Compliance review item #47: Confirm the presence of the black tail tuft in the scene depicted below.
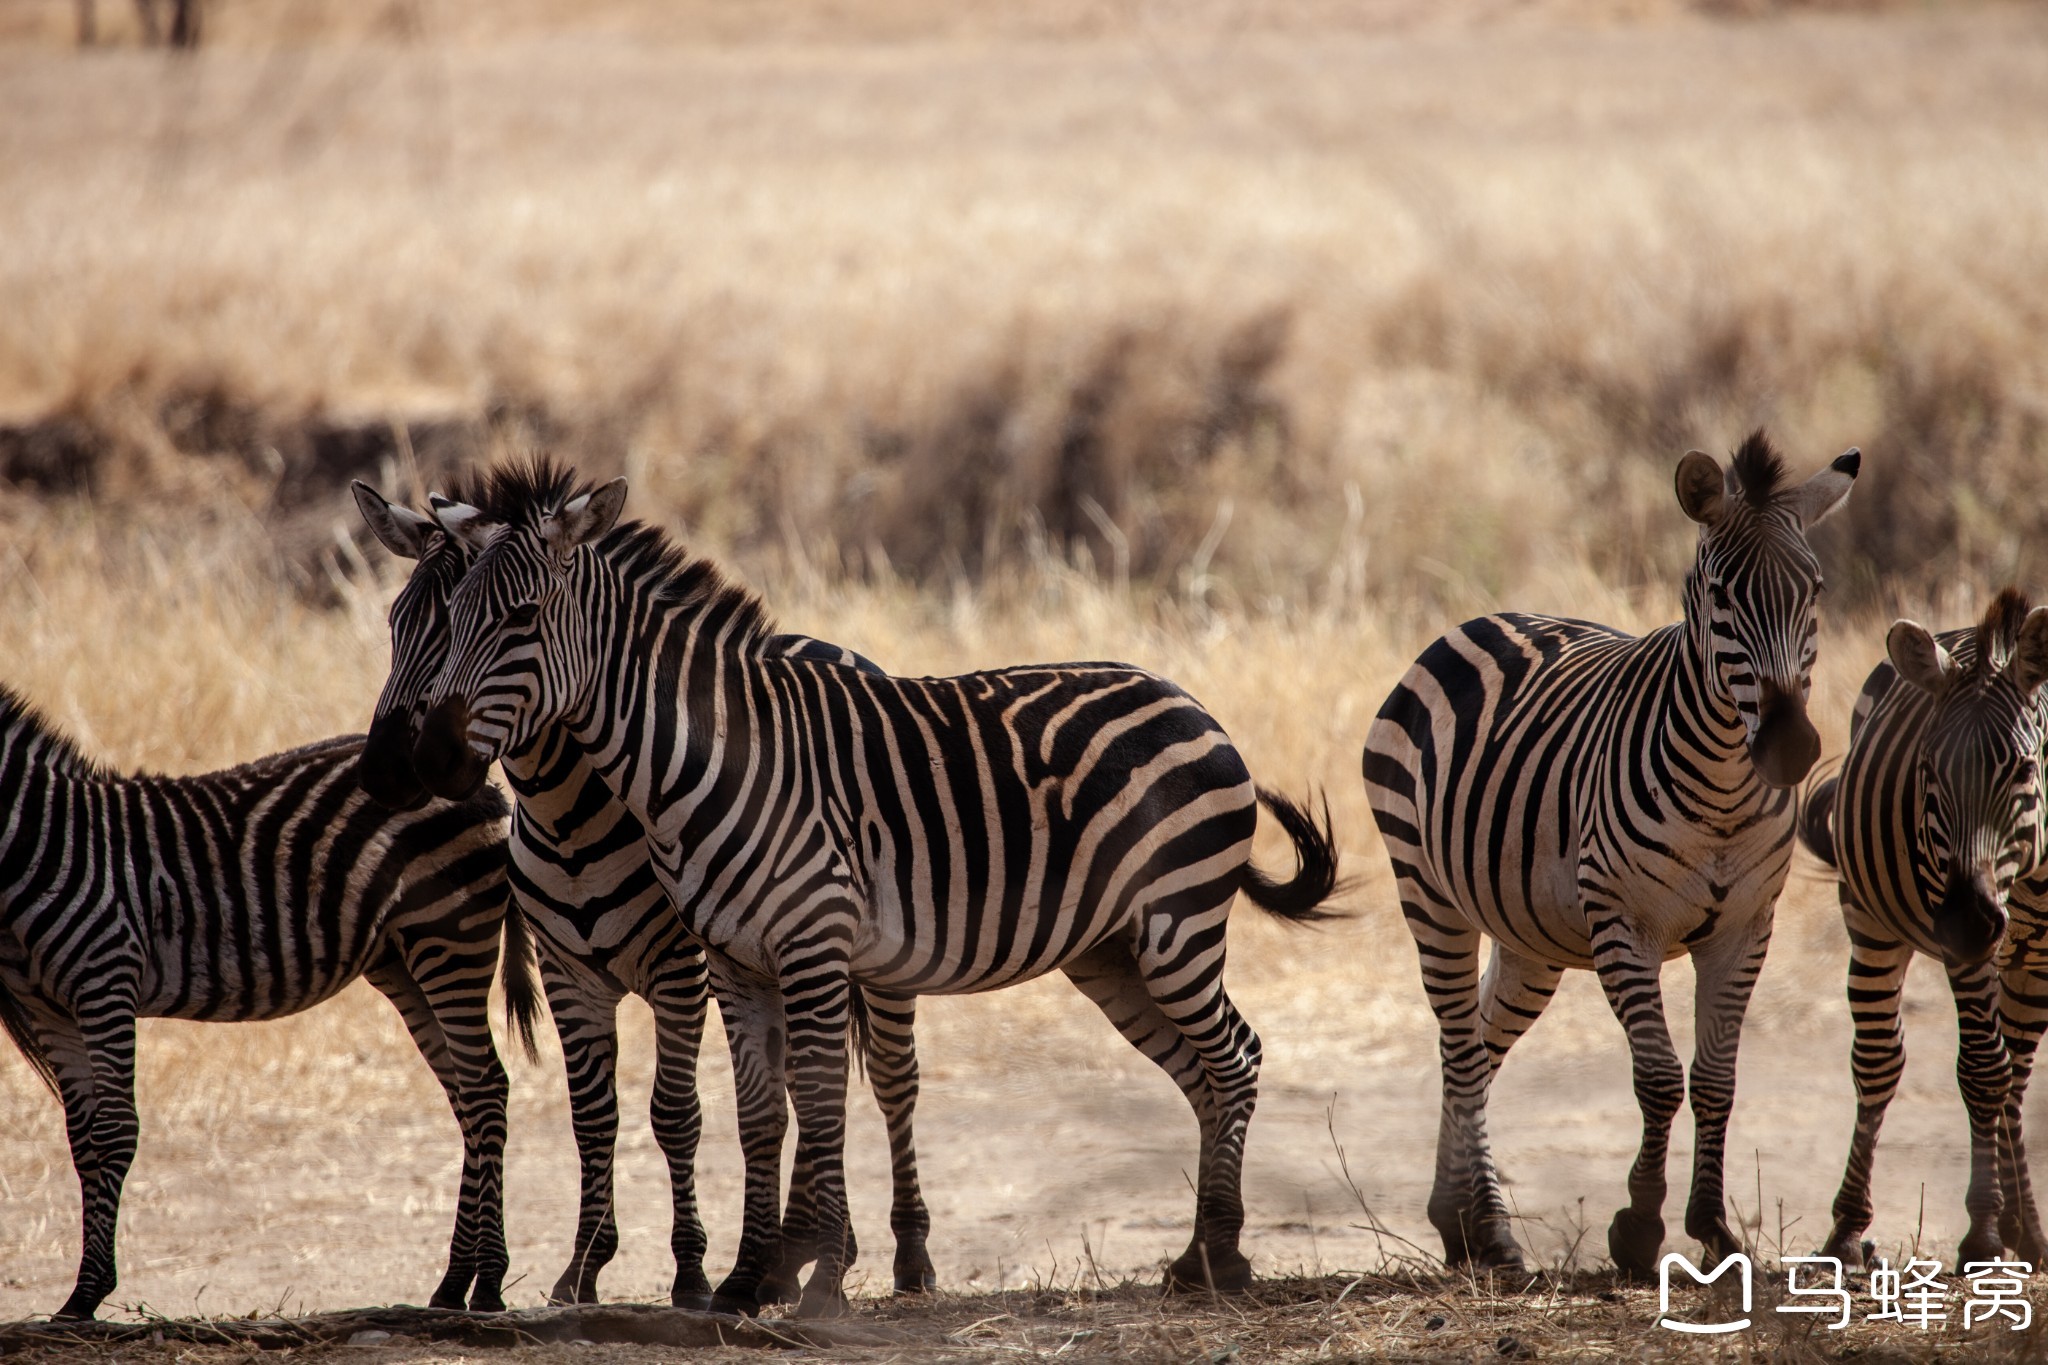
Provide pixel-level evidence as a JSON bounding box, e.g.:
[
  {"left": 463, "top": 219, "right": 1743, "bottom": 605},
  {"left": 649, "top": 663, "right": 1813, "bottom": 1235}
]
[
  {"left": 499, "top": 899, "right": 546, "bottom": 1065},
  {"left": 0, "top": 978, "right": 60, "bottom": 1099},
  {"left": 847, "top": 987, "right": 872, "bottom": 1084},
  {"left": 1799, "top": 775, "right": 1841, "bottom": 870},
  {"left": 1241, "top": 787, "right": 1349, "bottom": 923}
]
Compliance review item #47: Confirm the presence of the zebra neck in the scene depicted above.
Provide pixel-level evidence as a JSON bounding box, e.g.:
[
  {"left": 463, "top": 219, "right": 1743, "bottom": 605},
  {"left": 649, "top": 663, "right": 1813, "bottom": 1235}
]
[
  {"left": 1661, "top": 619, "right": 1767, "bottom": 789},
  {"left": 0, "top": 708, "right": 95, "bottom": 911}
]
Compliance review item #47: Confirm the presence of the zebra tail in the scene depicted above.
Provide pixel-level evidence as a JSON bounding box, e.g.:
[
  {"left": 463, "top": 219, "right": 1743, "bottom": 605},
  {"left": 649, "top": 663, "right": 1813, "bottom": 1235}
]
[
  {"left": 0, "top": 977, "right": 60, "bottom": 1099},
  {"left": 498, "top": 900, "right": 546, "bottom": 1065},
  {"left": 1241, "top": 786, "right": 1349, "bottom": 923},
  {"left": 846, "top": 987, "right": 872, "bottom": 1084},
  {"left": 1798, "top": 775, "right": 1842, "bottom": 870}
]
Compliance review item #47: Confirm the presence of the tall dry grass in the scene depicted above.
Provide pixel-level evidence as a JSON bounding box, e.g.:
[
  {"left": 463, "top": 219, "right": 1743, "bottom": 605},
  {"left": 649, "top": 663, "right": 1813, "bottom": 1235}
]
[{"left": 0, "top": 4, "right": 2043, "bottom": 614}]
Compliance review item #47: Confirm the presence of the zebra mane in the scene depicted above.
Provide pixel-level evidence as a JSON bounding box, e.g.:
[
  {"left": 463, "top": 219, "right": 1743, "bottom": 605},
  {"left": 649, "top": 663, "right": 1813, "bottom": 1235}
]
[
  {"left": 0, "top": 685, "right": 108, "bottom": 779},
  {"left": 1729, "top": 429, "right": 1786, "bottom": 510},
  {"left": 1974, "top": 586, "right": 2034, "bottom": 679},
  {"left": 454, "top": 454, "right": 591, "bottom": 529},
  {"left": 599, "top": 518, "right": 778, "bottom": 649}
]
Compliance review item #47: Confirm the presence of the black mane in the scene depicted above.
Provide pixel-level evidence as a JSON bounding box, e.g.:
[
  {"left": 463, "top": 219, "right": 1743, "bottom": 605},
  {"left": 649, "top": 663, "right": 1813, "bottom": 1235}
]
[
  {"left": 1975, "top": 585, "right": 2033, "bottom": 679},
  {"left": 454, "top": 457, "right": 777, "bottom": 651},
  {"left": 1729, "top": 429, "right": 1787, "bottom": 510},
  {"left": 0, "top": 684, "right": 108, "bottom": 779}
]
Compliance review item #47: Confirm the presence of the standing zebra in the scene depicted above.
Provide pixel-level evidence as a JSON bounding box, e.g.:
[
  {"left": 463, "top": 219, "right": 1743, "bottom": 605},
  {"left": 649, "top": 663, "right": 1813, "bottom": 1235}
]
[
  {"left": 0, "top": 693, "right": 533, "bottom": 1320},
  {"left": 1798, "top": 589, "right": 2048, "bottom": 1268},
  {"left": 1363, "top": 432, "right": 1859, "bottom": 1277},
  {"left": 351, "top": 479, "right": 937, "bottom": 1311},
  {"left": 401, "top": 460, "right": 1342, "bottom": 1316}
]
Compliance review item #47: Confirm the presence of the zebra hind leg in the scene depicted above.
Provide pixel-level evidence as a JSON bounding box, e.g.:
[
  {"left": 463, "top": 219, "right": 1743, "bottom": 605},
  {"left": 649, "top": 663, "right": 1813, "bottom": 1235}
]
[
  {"left": 1060, "top": 938, "right": 1242, "bottom": 1292},
  {"left": 369, "top": 943, "right": 512, "bottom": 1312},
  {"left": 705, "top": 968, "right": 793, "bottom": 1315},
  {"left": 1586, "top": 912, "right": 1685, "bottom": 1280},
  {"left": 1820, "top": 913, "right": 1913, "bottom": 1268},
  {"left": 859, "top": 990, "right": 937, "bottom": 1294},
  {"left": 1405, "top": 895, "right": 1525, "bottom": 1272},
  {"left": 538, "top": 951, "right": 626, "bottom": 1305}
]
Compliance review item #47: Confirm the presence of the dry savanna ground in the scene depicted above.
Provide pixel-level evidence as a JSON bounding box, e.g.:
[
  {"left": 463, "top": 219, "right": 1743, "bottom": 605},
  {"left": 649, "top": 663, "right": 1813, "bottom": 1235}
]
[{"left": 4, "top": 1, "right": 2048, "bottom": 1360}]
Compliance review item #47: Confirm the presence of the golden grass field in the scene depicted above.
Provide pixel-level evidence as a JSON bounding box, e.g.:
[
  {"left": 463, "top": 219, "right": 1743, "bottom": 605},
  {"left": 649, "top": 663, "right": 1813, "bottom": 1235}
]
[{"left": 4, "top": 0, "right": 2048, "bottom": 1359}]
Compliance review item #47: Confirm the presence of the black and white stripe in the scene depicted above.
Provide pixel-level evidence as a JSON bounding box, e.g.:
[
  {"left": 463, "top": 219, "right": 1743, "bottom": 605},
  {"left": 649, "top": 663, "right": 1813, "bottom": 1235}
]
[
  {"left": 352, "top": 481, "right": 937, "bottom": 1309},
  {"left": 1363, "top": 432, "right": 1859, "bottom": 1276},
  {"left": 1799, "top": 588, "right": 2048, "bottom": 1268},
  {"left": 0, "top": 690, "right": 531, "bottom": 1320},
  {"left": 400, "top": 460, "right": 1343, "bottom": 1316}
]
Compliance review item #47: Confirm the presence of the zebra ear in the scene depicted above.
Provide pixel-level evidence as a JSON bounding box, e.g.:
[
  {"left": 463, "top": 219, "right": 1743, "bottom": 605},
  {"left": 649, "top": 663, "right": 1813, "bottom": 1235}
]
[
  {"left": 2010, "top": 607, "right": 2048, "bottom": 698},
  {"left": 428, "top": 494, "right": 492, "bottom": 553},
  {"left": 541, "top": 477, "right": 628, "bottom": 560},
  {"left": 1888, "top": 619, "right": 1957, "bottom": 697},
  {"left": 1793, "top": 448, "right": 1861, "bottom": 529},
  {"left": 352, "top": 481, "right": 436, "bottom": 560},
  {"left": 1675, "top": 451, "right": 1726, "bottom": 525}
]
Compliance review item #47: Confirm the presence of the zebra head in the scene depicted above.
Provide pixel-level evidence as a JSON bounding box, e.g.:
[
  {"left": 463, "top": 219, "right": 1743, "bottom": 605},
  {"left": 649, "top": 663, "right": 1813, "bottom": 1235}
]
[
  {"left": 1676, "top": 431, "right": 1859, "bottom": 789},
  {"left": 1889, "top": 591, "right": 2048, "bottom": 967},
  {"left": 350, "top": 480, "right": 480, "bottom": 809},
  {"left": 412, "top": 467, "right": 629, "bottom": 801}
]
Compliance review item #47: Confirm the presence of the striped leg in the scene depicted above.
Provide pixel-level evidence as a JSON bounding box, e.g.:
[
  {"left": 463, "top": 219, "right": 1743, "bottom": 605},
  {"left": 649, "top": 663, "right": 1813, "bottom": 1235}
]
[
  {"left": 1060, "top": 937, "right": 1240, "bottom": 1290},
  {"left": 1680, "top": 912, "right": 1772, "bottom": 1262},
  {"left": 536, "top": 947, "right": 629, "bottom": 1305},
  {"left": 1997, "top": 947, "right": 2048, "bottom": 1262},
  {"left": 776, "top": 928, "right": 860, "bottom": 1318},
  {"left": 1820, "top": 906, "right": 1913, "bottom": 1267},
  {"left": 644, "top": 953, "right": 715, "bottom": 1306},
  {"left": 1587, "top": 910, "right": 1686, "bottom": 1279},
  {"left": 706, "top": 965, "right": 792, "bottom": 1315},
  {"left": 35, "top": 1003, "right": 137, "bottom": 1322},
  {"left": 367, "top": 944, "right": 512, "bottom": 1312},
  {"left": 1947, "top": 956, "right": 2013, "bottom": 1267},
  {"left": 862, "top": 991, "right": 936, "bottom": 1293},
  {"left": 1404, "top": 890, "right": 1527, "bottom": 1270}
]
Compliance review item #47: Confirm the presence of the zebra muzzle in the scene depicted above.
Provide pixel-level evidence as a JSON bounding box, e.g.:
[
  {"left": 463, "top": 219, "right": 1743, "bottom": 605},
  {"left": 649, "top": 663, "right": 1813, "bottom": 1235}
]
[
  {"left": 1748, "top": 683, "right": 1821, "bottom": 788},
  {"left": 356, "top": 709, "right": 430, "bottom": 810},
  {"left": 1933, "top": 867, "right": 2008, "bottom": 967},
  {"left": 414, "top": 696, "right": 491, "bottom": 801}
]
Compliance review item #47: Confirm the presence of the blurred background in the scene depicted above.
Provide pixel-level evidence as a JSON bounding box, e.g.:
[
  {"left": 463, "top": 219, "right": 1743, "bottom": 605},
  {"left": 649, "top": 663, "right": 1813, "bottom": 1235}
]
[{"left": 2, "top": 0, "right": 2045, "bottom": 1323}]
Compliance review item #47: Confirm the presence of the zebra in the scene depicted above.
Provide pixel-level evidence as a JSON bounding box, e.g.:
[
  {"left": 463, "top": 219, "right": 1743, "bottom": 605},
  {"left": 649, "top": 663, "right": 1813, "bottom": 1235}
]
[
  {"left": 1362, "top": 431, "right": 1859, "bottom": 1277},
  {"left": 1798, "top": 588, "right": 2048, "bottom": 1269},
  {"left": 397, "top": 458, "right": 1343, "bottom": 1316},
  {"left": 351, "top": 479, "right": 937, "bottom": 1311},
  {"left": 0, "top": 691, "right": 534, "bottom": 1320}
]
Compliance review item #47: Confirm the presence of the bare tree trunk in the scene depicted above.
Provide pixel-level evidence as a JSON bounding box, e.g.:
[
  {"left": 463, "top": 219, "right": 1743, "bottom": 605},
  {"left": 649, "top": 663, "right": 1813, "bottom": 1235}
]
[{"left": 76, "top": 0, "right": 96, "bottom": 45}]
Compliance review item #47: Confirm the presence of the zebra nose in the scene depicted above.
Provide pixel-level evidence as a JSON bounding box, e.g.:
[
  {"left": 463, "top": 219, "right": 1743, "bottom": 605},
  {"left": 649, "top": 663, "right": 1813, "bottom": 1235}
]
[
  {"left": 1934, "top": 867, "right": 2007, "bottom": 967},
  {"left": 356, "top": 710, "right": 428, "bottom": 810},
  {"left": 1748, "top": 679, "right": 1821, "bottom": 788},
  {"left": 414, "top": 696, "right": 489, "bottom": 801}
]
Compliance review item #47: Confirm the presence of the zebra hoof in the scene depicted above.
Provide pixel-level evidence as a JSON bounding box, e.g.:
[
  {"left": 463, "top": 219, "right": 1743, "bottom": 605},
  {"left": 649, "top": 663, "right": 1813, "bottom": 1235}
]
[
  {"left": 1817, "top": 1231, "right": 1867, "bottom": 1271},
  {"left": 1959, "top": 1228, "right": 2006, "bottom": 1269},
  {"left": 706, "top": 1292, "right": 762, "bottom": 1318},
  {"left": 893, "top": 1263, "right": 938, "bottom": 1295},
  {"left": 467, "top": 1287, "right": 507, "bottom": 1313},
  {"left": 1465, "top": 1228, "right": 1529, "bottom": 1276},
  {"left": 671, "top": 1292, "right": 718, "bottom": 1313},
  {"left": 1607, "top": 1208, "right": 1665, "bottom": 1280},
  {"left": 795, "top": 1283, "right": 851, "bottom": 1319},
  {"left": 1164, "top": 1247, "right": 1254, "bottom": 1295}
]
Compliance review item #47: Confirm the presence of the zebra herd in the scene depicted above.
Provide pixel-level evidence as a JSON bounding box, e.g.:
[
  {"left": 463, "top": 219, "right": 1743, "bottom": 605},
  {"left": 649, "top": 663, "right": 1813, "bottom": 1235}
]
[{"left": 5, "top": 431, "right": 2047, "bottom": 1322}]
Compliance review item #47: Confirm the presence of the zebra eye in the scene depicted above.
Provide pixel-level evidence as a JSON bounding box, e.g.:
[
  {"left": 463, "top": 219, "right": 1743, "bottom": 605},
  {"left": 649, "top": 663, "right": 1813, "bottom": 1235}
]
[{"left": 505, "top": 602, "right": 542, "bottom": 630}]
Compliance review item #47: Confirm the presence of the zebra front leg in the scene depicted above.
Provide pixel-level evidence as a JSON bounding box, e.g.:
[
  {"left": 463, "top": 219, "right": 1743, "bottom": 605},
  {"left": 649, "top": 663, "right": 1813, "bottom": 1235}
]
[
  {"left": 1996, "top": 951, "right": 2048, "bottom": 1262},
  {"left": 779, "top": 955, "right": 858, "bottom": 1318},
  {"left": 858, "top": 990, "right": 936, "bottom": 1294},
  {"left": 1820, "top": 910, "right": 1912, "bottom": 1268},
  {"left": 1680, "top": 913, "right": 1773, "bottom": 1265},
  {"left": 537, "top": 951, "right": 626, "bottom": 1305},
  {"left": 1948, "top": 957, "right": 2014, "bottom": 1267},
  {"left": 704, "top": 963, "right": 791, "bottom": 1315},
  {"left": 34, "top": 1010, "right": 121, "bottom": 1321},
  {"left": 1588, "top": 916, "right": 1685, "bottom": 1279},
  {"left": 644, "top": 952, "right": 714, "bottom": 1307}
]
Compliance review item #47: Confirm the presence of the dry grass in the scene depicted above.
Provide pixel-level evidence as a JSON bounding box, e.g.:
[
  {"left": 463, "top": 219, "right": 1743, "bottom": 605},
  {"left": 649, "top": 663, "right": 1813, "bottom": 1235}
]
[{"left": 5, "top": 4, "right": 2048, "bottom": 1360}]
